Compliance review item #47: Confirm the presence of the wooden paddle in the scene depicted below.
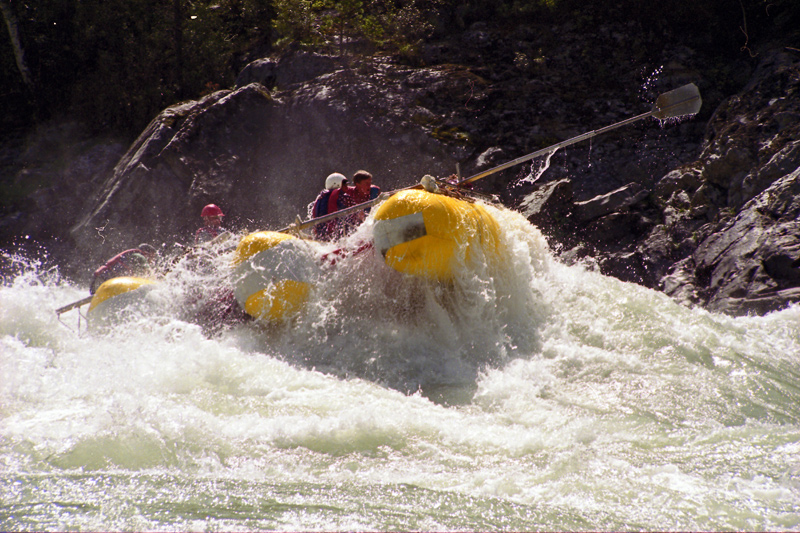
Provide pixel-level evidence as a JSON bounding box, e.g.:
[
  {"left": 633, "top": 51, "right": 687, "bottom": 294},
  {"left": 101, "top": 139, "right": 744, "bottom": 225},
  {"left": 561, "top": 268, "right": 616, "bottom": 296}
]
[
  {"left": 455, "top": 83, "right": 702, "bottom": 186},
  {"left": 279, "top": 84, "right": 701, "bottom": 234},
  {"left": 56, "top": 295, "right": 94, "bottom": 315},
  {"left": 279, "top": 186, "right": 420, "bottom": 235}
]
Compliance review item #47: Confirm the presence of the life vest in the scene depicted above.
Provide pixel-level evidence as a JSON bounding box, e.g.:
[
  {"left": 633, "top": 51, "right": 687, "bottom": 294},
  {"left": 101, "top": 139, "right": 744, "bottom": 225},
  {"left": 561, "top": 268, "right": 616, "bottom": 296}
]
[
  {"left": 313, "top": 187, "right": 361, "bottom": 241},
  {"left": 351, "top": 185, "right": 381, "bottom": 210},
  {"left": 195, "top": 225, "right": 222, "bottom": 245},
  {"left": 312, "top": 189, "right": 338, "bottom": 241},
  {"left": 312, "top": 189, "right": 333, "bottom": 218},
  {"left": 327, "top": 187, "right": 353, "bottom": 213},
  {"left": 91, "top": 249, "right": 150, "bottom": 293}
]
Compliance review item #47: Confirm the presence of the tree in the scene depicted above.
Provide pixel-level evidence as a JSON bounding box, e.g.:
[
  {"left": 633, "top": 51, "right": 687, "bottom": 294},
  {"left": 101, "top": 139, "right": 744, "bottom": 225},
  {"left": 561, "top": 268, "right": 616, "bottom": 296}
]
[{"left": 0, "top": 0, "right": 34, "bottom": 90}]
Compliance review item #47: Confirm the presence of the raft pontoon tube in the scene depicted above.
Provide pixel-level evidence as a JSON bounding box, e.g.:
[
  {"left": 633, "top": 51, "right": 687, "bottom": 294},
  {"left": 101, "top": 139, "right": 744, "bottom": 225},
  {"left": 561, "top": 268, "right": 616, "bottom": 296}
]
[
  {"left": 231, "top": 231, "right": 321, "bottom": 322},
  {"left": 372, "top": 189, "right": 502, "bottom": 282},
  {"left": 87, "top": 276, "right": 158, "bottom": 327}
]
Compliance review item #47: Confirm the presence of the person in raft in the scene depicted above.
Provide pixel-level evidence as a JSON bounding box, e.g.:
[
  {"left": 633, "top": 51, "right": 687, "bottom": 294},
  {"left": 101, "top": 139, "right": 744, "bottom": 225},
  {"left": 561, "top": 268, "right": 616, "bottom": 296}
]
[
  {"left": 194, "top": 203, "right": 226, "bottom": 245},
  {"left": 90, "top": 244, "right": 156, "bottom": 294},
  {"left": 311, "top": 172, "right": 360, "bottom": 241},
  {"left": 350, "top": 170, "right": 381, "bottom": 214}
]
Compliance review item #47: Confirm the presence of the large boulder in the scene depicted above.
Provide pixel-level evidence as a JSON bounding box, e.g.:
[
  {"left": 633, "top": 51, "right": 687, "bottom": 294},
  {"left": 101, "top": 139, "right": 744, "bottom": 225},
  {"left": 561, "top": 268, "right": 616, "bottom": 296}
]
[
  {"left": 525, "top": 47, "right": 800, "bottom": 315},
  {"left": 69, "top": 55, "right": 486, "bottom": 276},
  {"left": 670, "top": 167, "right": 800, "bottom": 315},
  {"left": 655, "top": 48, "right": 800, "bottom": 314}
]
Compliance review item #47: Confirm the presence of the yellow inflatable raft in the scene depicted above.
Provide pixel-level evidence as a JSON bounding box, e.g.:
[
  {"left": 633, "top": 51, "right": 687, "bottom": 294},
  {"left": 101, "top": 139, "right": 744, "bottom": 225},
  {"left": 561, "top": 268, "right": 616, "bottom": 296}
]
[
  {"left": 87, "top": 276, "right": 158, "bottom": 328},
  {"left": 372, "top": 189, "right": 502, "bottom": 281},
  {"left": 231, "top": 231, "right": 322, "bottom": 322}
]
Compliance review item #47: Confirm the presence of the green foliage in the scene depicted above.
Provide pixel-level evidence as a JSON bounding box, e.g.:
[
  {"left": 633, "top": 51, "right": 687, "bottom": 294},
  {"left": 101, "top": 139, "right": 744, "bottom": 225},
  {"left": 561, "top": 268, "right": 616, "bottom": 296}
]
[
  {"left": 1, "top": 0, "right": 797, "bottom": 139},
  {"left": 1, "top": 0, "right": 274, "bottom": 135},
  {"left": 432, "top": 125, "right": 470, "bottom": 143},
  {"left": 271, "top": 0, "right": 446, "bottom": 54}
]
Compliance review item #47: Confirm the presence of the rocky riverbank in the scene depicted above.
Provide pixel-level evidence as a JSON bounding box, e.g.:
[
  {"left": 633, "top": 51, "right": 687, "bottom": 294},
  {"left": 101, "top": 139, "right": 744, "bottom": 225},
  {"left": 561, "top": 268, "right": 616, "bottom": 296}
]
[{"left": 2, "top": 18, "right": 798, "bottom": 316}]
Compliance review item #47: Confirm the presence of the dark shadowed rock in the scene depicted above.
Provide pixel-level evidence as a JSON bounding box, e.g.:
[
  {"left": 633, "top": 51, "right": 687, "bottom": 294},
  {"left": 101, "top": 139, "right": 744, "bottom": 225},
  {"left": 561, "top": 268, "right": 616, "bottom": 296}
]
[
  {"left": 519, "top": 178, "right": 573, "bottom": 232},
  {"left": 235, "top": 52, "right": 342, "bottom": 90},
  {"left": 234, "top": 58, "right": 278, "bottom": 89},
  {"left": 542, "top": 47, "right": 800, "bottom": 315},
  {"left": 573, "top": 182, "right": 649, "bottom": 223},
  {"left": 68, "top": 61, "right": 475, "bottom": 276},
  {"left": 0, "top": 122, "right": 126, "bottom": 263},
  {"left": 687, "top": 167, "right": 800, "bottom": 315}
]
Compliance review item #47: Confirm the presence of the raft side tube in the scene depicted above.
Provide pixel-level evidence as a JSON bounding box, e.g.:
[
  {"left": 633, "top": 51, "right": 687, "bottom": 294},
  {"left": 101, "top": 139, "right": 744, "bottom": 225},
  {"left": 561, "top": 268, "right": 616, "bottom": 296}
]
[
  {"left": 88, "top": 276, "right": 157, "bottom": 312},
  {"left": 87, "top": 276, "right": 159, "bottom": 329},
  {"left": 232, "top": 231, "right": 321, "bottom": 322},
  {"left": 372, "top": 189, "right": 502, "bottom": 281}
]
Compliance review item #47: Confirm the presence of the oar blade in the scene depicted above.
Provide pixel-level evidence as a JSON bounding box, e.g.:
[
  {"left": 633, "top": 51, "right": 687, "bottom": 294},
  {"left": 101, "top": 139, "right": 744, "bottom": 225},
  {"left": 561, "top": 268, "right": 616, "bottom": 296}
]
[{"left": 652, "top": 83, "right": 702, "bottom": 119}]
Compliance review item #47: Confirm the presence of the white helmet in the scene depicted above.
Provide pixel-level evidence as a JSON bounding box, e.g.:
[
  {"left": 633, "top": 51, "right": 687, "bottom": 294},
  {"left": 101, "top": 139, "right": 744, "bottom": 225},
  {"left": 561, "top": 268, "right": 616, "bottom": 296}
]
[{"left": 325, "top": 172, "right": 347, "bottom": 190}]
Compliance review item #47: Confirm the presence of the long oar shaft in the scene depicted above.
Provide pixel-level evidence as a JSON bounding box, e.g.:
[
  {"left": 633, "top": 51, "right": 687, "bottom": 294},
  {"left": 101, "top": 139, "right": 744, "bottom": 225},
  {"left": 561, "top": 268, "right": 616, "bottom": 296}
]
[
  {"left": 280, "top": 83, "right": 700, "bottom": 233},
  {"left": 456, "top": 83, "right": 701, "bottom": 187},
  {"left": 280, "top": 186, "right": 419, "bottom": 234},
  {"left": 56, "top": 295, "right": 94, "bottom": 315},
  {"left": 458, "top": 110, "right": 652, "bottom": 186}
]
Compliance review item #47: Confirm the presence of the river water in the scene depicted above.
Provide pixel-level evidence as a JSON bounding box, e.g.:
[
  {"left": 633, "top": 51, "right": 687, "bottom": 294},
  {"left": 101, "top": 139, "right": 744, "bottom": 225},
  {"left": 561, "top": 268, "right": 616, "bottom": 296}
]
[{"left": 2, "top": 205, "right": 799, "bottom": 531}]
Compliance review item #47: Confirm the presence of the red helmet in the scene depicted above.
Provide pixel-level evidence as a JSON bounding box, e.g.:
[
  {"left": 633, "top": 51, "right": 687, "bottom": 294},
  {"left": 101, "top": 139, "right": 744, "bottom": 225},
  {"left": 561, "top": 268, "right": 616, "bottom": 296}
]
[{"left": 201, "top": 204, "right": 224, "bottom": 217}]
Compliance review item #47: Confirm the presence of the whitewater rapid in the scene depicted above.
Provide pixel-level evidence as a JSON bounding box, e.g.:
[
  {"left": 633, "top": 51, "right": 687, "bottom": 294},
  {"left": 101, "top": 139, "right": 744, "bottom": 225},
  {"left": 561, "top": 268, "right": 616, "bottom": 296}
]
[{"left": 2, "top": 205, "right": 799, "bottom": 531}]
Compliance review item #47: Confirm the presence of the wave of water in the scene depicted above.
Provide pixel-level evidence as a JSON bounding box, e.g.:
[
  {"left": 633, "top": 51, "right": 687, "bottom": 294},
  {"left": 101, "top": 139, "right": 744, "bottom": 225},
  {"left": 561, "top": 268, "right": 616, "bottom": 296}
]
[{"left": 2, "top": 206, "right": 799, "bottom": 531}]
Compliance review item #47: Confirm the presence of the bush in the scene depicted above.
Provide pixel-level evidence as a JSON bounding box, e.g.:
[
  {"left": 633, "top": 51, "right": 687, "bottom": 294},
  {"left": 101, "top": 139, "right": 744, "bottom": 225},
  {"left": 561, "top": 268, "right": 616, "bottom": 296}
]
[{"left": 1, "top": 0, "right": 274, "bottom": 135}]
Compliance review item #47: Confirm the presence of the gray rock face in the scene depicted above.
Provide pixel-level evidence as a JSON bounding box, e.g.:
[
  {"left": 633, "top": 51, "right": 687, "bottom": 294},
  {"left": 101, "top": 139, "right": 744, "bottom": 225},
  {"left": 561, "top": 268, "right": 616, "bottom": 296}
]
[
  {"left": 67, "top": 56, "right": 478, "bottom": 269},
  {"left": 541, "top": 48, "right": 800, "bottom": 316},
  {"left": 1, "top": 25, "right": 798, "bottom": 316},
  {"left": 234, "top": 52, "right": 341, "bottom": 90},
  {"left": 654, "top": 49, "right": 800, "bottom": 315},
  {"left": 675, "top": 167, "right": 800, "bottom": 315},
  {"left": 573, "top": 183, "right": 649, "bottom": 223}
]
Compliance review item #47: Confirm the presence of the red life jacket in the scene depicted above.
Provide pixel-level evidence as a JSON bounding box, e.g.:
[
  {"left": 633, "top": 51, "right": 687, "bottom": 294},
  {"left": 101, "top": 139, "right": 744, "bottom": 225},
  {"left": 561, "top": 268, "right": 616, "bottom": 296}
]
[
  {"left": 350, "top": 185, "right": 381, "bottom": 205},
  {"left": 195, "top": 225, "right": 222, "bottom": 244},
  {"left": 327, "top": 186, "right": 358, "bottom": 214},
  {"left": 329, "top": 187, "right": 362, "bottom": 238}
]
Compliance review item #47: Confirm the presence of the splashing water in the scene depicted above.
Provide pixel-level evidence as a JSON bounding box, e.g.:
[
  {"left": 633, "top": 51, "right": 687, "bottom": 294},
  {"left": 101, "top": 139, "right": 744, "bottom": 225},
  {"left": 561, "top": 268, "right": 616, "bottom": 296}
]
[
  {"left": 2, "top": 205, "right": 799, "bottom": 531},
  {"left": 640, "top": 65, "right": 665, "bottom": 99},
  {"left": 513, "top": 148, "right": 559, "bottom": 190}
]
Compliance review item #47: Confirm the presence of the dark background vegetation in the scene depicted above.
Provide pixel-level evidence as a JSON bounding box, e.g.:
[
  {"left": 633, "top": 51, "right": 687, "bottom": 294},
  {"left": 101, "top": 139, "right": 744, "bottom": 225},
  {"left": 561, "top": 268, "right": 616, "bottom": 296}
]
[{"left": 2, "top": 0, "right": 799, "bottom": 214}]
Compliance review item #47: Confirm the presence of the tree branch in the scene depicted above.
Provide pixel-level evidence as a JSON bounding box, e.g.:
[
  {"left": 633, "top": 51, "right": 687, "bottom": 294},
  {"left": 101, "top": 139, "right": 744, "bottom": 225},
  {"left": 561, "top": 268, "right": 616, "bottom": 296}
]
[{"left": 0, "top": 0, "right": 35, "bottom": 89}]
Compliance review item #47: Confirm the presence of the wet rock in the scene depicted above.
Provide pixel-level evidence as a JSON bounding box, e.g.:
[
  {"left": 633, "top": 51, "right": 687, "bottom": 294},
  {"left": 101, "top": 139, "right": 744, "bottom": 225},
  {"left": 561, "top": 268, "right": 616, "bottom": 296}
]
[
  {"left": 550, "top": 48, "right": 800, "bottom": 315},
  {"left": 573, "top": 182, "right": 649, "bottom": 223},
  {"left": 2, "top": 19, "right": 799, "bottom": 316},
  {"left": 520, "top": 178, "right": 573, "bottom": 224},
  {"left": 68, "top": 66, "right": 466, "bottom": 272},
  {"left": 654, "top": 167, "right": 702, "bottom": 204},
  {"left": 234, "top": 58, "right": 278, "bottom": 89},
  {"left": 671, "top": 166, "right": 800, "bottom": 315}
]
